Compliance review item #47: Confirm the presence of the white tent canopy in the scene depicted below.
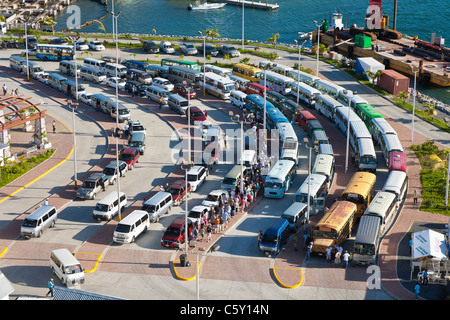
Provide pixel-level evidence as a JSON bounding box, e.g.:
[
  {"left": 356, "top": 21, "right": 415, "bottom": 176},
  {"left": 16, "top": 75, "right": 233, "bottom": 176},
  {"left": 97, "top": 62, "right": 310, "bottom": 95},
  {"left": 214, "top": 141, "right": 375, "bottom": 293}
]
[{"left": 412, "top": 229, "right": 447, "bottom": 261}]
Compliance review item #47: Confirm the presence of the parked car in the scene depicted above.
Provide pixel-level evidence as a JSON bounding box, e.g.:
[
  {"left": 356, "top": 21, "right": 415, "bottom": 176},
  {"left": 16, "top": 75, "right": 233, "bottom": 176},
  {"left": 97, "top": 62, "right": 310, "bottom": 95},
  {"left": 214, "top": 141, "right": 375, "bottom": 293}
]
[
  {"left": 73, "top": 40, "right": 89, "bottom": 51},
  {"left": 36, "top": 72, "right": 49, "bottom": 84},
  {"left": 187, "top": 205, "right": 209, "bottom": 224},
  {"left": 119, "top": 148, "right": 140, "bottom": 170},
  {"left": 106, "top": 77, "right": 126, "bottom": 90},
  {"left": 76, "top": 173, "right": 108, "bottom": 200},
  {"left": 173, "top": 83, "right": 196, "bottom": 100},
  {"left": 161, "top": 217, "right": 193, "bottom": 248},
  {"left": 202, "top": 189, "right": 229, "bottom": 207},
  {"left": 50, "top": 38, "right": 68, "bottom": 45},
  {"left": 102, "top": 160, "right": 128, "bottom": 185},
  {"left": 167, "top": 179, "right": 191, "bottom": 206},
  {"left": 78, "top": 92, "right": 93, "bottom": 105},
  {"left": 128, "top": 120, "right": 146, "bottom": 136},
  {"left": 218, "top": 45, "right": 240, "bottom": 57},
  {"left": 25, "top": 36, "right": 38, "bottom": 49},
  {"left": 88, "top": 40, "right": 105, "bottom": 51},
  {"left": 160, "top": 41, "right": 175, "bottom": 54},
  {"left": 186, "top": 165, "right": 207, "bottom": 192},
  {"left": 197, "top": 44, "right": 219, "bottom": 57},
  {"left": 180, "top": 42, "right": 198, "bottom": 55},
  {"left": 142, "top": 40, "right": 159, "bottom": 53},
  {"left": 124, "top": 80, "right": 146, "bottom": 96},
  {"left": 187, "top": 106, "right": 208, "bottom": 124}
]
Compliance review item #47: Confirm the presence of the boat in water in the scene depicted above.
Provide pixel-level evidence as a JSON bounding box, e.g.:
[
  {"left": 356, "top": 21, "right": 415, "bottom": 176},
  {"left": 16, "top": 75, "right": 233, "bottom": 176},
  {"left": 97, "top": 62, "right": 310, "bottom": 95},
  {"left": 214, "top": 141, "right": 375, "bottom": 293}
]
[
  {"left": 298, "top": 32, "right": 312, "bottom": 41},
  {"left": 187, "top": 2, "right": 227, "bottom": 10}
]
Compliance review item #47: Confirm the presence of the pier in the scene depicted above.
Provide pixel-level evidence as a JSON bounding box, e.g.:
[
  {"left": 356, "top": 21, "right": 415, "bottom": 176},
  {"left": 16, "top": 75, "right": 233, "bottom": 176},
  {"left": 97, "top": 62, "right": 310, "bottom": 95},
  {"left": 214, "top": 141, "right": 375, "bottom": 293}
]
[{"left": 209, "top": 0, "right": 279, "bottom": 10}]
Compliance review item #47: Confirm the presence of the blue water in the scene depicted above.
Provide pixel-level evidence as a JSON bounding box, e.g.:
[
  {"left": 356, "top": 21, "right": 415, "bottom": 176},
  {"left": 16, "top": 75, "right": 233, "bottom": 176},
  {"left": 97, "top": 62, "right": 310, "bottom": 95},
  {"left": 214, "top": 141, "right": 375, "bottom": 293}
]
[{"left": 54, "top": 0, "right": 450, "bottom": 103}]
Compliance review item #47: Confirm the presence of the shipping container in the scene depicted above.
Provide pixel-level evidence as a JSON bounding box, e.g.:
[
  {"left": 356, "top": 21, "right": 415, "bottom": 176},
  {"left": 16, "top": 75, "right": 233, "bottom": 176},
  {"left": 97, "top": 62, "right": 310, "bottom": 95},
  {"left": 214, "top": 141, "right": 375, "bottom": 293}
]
[{"left": 377, "top": 69, "right": 410, "bottom": 95}]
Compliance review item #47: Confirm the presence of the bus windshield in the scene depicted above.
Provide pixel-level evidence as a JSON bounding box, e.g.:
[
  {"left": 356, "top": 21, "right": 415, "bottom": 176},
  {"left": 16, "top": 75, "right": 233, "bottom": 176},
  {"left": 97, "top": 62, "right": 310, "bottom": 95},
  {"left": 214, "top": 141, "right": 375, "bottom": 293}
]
[
  {"left": 261, "top": 234, "right": 277, "bottom": 244},
  {"left": 313, "top": 229, "right": 338, "bottom": 239},
  {"left": 353, "top": 243, "right": 375, "bottom": 256}
]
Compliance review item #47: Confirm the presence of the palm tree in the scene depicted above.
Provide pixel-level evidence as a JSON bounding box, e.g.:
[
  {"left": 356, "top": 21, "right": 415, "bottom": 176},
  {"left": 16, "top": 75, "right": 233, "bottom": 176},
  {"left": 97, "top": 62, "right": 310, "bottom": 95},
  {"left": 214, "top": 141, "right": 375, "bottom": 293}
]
[
  {"left": 364, "top": 70, "right": 382, "bottom": 85},
  {"left": 39, "top": 17, "right": 57, "bottom": 35},
  {"left": 423, "top": 103, "right": 437, "bottom": 121},
  {"left": 205, "top": 28, "right": 220, "bottom": 41},
  {"left": 93, "top": 20, "right": 106, "bottom": 34},
  {"left": 398, "top": 90, "right": 408, "bottom": 105},
  {"left": 267, "top": 33, "right": 280, "bottom": 47}
]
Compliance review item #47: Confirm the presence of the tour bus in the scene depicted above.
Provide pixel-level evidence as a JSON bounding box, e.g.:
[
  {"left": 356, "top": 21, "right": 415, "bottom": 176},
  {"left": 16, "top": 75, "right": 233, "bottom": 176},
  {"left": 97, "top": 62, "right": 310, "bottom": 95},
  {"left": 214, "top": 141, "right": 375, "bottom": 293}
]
[
  {"left": 229, "top": 74, "right": 250, "bottom": 91},
  {"left": 312, "top": 153, "right": 335, "bottom": 190},
  {"left": 340, "top": 171, "right": 376, "bottom": 218},
  {"left": 48, "top": 73, "right": 68, "bottom": 91},
  {"left": 232, "top": 63, "right": 262, "bottom": 82},
  {"left": 337, "top": 93, "right": 367, "bottom": 109},
  {"left": 389, "top": 151, "right": 407, "bottom": 172},
  {"left": 61, "top": 79, "right": 85, "bottom": 98},
  {"left": 10, "top": 55, "right": 26, "bottom": 72},
  {"left": 147, "top": 65, "right": 169, "bottom": 78},
  {"left": 353, "top": 103, "right": 383, "bottom": 129},
  {"left": 312, "top": 200, "right": 357, "bottom": 255},
  {"left": 161, "top": 58, "right": 200, "bottom": 71},
  {"left": 305, "top": 118, "right": 324, "bottom": 139},
  {"left": 83, "top": 58, "right": 106, "bottom": 73},
  {"left": 295, "top": 173, "right": 327, "bottom": 214},
  {"left": 381, "top": 170, "right": 408, "bottom": 206},
  {"left": 260, "top": 70, "right": 294, "bottom": 95},
  {"left": 380, "top": 133, "right": 404, "bottom": 167},
  {"left": 59, "top": 60, "right": 80, "bottom": 77},
  {"left": 334, "top": 106, "right": 360, "bottom": 134},
  {"left": 277, "top": 122, "right": 299, "bottom": 164},
  {"left": 356, "top": 138, "right": 377, "bottom": 173},
  {"left": 202, "top": 64, "right": 232, "bottom": 78},
  {"left": 281, "top": 202, "right": 308, "bottom": 231},
  {"left": 35, "top": 44, "right": 74, "bottom": 61},
  {"left": 352, "top": 214, "right": 381, "bottom": 265},
  {"left": 264, "top": 159, "right": 296, "bottom": 198},
  {"left": 23, "top": 61, "right": 45, "bottom": 79},
  {"left": 122, "top": 59, "right": 149, "bottom": 71},
  {"left": 246, "top": 82, "right": 268, "bottom": 97},
  {"left": 91, "top": 93, "right": 112, "bottom": 112},
  {"left": 243, "top": 94, "right": 275, "bottom": 119},
  {"left": 315, "top": 94, "right": 343, "bottom": 121},
  {"left": 199, "top": 72, "right": 235, "bottom": 100},
  {"left": 315, "top": 79, "right": 346, "bottom": 99},
  {"left": 272, "top": 63, "right": 294, "bottom": 76},
  {"left": 364, "top": 191, "right": 397, "bottom": 225},
  {"left": 290, "top": 81, "right": 322, "bottom": 108},
  {"left": 266, "top": 107, "right": 289, "bottom": 131},
  {"left": 368, "top": 117, "right": 396, "bottom": 145},
  {"left": 167, "top": 65, "right": 201, "bottom": 86},
  {"left": 296, "top": 110, "right": 316, "bottom": 129},
  {"left": 266, "top": 91, "right": 301, "bottom": 119},
  {"left": 287, "top": 69, "right": 320, "bottom": 86}
]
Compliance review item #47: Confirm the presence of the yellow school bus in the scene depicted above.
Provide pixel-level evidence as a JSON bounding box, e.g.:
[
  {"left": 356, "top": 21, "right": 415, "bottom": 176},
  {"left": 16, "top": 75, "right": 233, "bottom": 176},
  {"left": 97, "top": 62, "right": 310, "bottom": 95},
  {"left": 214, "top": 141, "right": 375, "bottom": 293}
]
[
  {"left": 340, "top": 171, "right": 376, "bottom": 218},
  {"left": 312, "top": 201, "right": 357, "bottom": 254},
  {"left": 232, "top": 63, "right": 262, "bottom": 82}
]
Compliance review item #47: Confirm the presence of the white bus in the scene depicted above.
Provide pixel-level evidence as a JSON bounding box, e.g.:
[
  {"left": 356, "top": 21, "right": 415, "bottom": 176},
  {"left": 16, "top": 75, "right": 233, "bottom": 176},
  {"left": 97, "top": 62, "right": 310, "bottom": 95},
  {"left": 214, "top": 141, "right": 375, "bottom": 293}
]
[
  {"left": 312, "top": 153, "right": 335, "bottom": 190},
  {"left": 260, "top": 70, "right": 294, "bottom": 95},
  {"left": 315, "top": 94, "right": 344, "bottom": 121},
  {"left": 277, "top": 122, "right": 299, "bottom": 165},
  {"left": 287, "top": 69, "right": 320, "bottom": 86},
  {"left": 202, "top": 64, "right": 232, "bottom": 78},
  {"left": 272, "top": 63, "right": 294, "bottom": 76},
  {"left": 167, "top": 65, "right": 202, "bottom": 86},
  {"left": 264, "top": 160, "right": 296, "bottom": 199},
  {"left": 199, "top": 72, "right": 235, "bottom": 100},
  {"left": 382, "top": 170, "right": 408, "bottom": 206},
  {"left": 368, "top": 117, "right": 396, "bottom": 146},
  {"left": 356, "top": 138, "right": 377, "bottom": 173},
  {"left": 364, "top": 191, "right": 397, "bottom": 225},
  {"left": 290, "top": 81, "right": 321, "bottom": 108},
  {"left": 334, "top": 106, "right": 361, "bottom": 134},
  {"left": 295, "top": 173, "right": 327, "bottom": 215},
  {"left": 380, "top": 133, "right": 404, "bottom": 167},
  {"left": 314, "top": 79, "right": 346, "bottom": 99}
]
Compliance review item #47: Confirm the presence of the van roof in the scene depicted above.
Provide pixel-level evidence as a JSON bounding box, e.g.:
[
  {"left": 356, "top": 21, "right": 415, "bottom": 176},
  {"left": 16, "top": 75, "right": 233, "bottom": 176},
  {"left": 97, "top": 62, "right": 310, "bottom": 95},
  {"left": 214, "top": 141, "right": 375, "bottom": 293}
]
[
  {"left": 118, "top": 210, "right": 148, "bottom": 226},
  {"left": 86, "top": 172, "right": 105, "bottom": 182},
  {"left": 143, "top": 191, "right": 171, "bottom": 205},
  {"left": 170, "top": 179, "right": 188, "bottom": 189},
  {"left": 26, "top": 205, "right": 56, "bottom": 220},
  {"left": 354, "top": 215, "right": 380, "bottom": 245},
  {"left": 264, "top": 219, "right": 288, "bottom": 236},
  {"left": 169, "top": 216, "right": 186, "bottom": 228},
  {"left": 51, "top": 249, "right": 81, "bottom": 266},
  {"left": 97, "top": 191, "right": 126, "bottom": 205}
]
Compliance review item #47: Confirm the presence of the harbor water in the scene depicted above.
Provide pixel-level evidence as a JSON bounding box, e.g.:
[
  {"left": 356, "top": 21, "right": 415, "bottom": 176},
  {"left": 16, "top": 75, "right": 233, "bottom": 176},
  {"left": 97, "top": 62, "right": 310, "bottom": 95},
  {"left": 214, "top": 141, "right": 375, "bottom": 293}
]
[{"left": 54, "top": 0, "right": 449, "bottom": 103}]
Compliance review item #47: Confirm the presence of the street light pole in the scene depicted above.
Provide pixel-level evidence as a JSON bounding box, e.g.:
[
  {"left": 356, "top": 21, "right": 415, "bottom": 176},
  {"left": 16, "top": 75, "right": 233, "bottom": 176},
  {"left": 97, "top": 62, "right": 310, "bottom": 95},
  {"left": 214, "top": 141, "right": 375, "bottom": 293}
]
[
  {"left": 344, "top": 90, "right": 354, "bottom": 173},
  {"left": 68, "top": 100, "right": 78, "bottom": 189},
  {"left": 303, "top": 138, "right": 313, "bottom": 223},
  {"left": 198, "top": 31, "right": 206, "bottom": 97},
  {"left": 410, "top": 65, "right": 422, "bottom": 142},
  {"left": 242, "top": 0, "right": 245, "bottom": 51},
  {"left": 293, "top": 38, "right": 307, "bottom": 107},
  {"left": 25, "top": 22, "right": 29, "bottom": 80},
  {"left": 313, "top": 20, "right": 321, "bottom": 76}
]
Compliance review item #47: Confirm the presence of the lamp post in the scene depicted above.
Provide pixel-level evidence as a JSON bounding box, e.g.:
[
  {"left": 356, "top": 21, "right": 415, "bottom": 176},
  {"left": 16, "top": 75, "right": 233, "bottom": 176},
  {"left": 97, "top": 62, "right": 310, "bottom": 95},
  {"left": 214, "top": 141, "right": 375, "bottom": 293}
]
[
  {"left": 198, "top": 31, "right": 206, "bottom": 97},
  {"left": 25, "top": 22, "right": 29, "bottom": 80},
  {"left": 181, "top": 161, "right": 193, "bottom": 255},
  {"left": 343, "top": 89, "right": 354, "bottom": 173},
  {"left": 409, "top": 65, "right": 423, "bottom": 142},
  {"left": 263, "top": 67, "right": 267, "bottom": 155},
  {"left": 68, "top": 99, "right": 78, "bottom": 189},
  {"left": 303, "top": 137, "right": 316, "bottom": 223},
  {"left": 293, "top": 38, "right": 307, "bottom": 106},
  {"left": 445, "top": 151, "right": 450, "bottom": 210},
  {"left": 313, "top": 20, "right": 321, "bottom": 76},
  {"left": 112, "top": 8, "right": 122, "bottom": 220},
  {"left": 241, "top": 0, "right": 245, "bottom": 51},
  {"left": 68, "top": 36, "right": 78, "bottom": 102}
]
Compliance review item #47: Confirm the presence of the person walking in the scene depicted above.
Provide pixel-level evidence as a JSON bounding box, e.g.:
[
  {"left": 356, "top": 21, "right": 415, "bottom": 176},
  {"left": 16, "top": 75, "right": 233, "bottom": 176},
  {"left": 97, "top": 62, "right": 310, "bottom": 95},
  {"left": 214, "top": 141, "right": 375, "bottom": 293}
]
[
  {"left": 52, "top": 120, "right": 56, "bottom": 134},
  {"left": 46, "top": 278, "right": 55, "bottom": 297},
  {"left": 334, "top": 250, "right": 341, "bottom": 267},
  {"left": 306, "top": 242, "right": 313, "bottom": 260},
  {"left": 293, "top": 233, "right": 298, "bottom": 251},
  {"left": 15, "top": 88, "right": 19, "bottom": 96},
  {"left": 2, "top": 84, "right": 7, "bottom": 96},
  {"left": 414, "top": 282, "right": 420, "bottom": 300},
  {"left": 158, "top": 97, "right": 163, "bottom": 109},
  {"left": 422, "top": 269, "right": 429, "bottom": 286},
  {"left": 413, "top": 189, "right": 419, "bottom": 204},
  {"left": 223, "top": 133, "right": 228, "bottom": 149},
  {"left": 326, "top": 246, "right": 332, "bottom": 264},
  {"left": 342, "top": 250, "right": 350, "bottom": 268},
  {"left": 206, "top": 224, "right": 212, "bottom": 242}
]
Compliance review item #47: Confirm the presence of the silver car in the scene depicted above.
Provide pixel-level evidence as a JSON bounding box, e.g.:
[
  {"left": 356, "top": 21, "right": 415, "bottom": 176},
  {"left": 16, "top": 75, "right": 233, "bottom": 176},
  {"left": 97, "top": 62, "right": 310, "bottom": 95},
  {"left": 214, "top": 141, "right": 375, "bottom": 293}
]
[{"left": 180, "top": 43, "right": 198, "bottom": 55}]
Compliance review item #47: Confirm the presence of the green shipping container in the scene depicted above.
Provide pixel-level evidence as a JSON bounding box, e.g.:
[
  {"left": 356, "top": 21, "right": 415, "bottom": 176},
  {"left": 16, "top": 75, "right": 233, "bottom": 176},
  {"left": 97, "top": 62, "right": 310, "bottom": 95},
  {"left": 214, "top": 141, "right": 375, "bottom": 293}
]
[{"left": 355, "top": 34, "right": 372, "bottom": 48}]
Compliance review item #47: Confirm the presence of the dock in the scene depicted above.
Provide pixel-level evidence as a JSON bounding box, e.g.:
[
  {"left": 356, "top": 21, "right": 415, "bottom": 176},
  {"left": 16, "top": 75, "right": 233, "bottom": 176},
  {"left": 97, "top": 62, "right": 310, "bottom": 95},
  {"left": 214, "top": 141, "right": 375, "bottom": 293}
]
[{"left": 209, "top": 0, "right": 279, "bottom": 10}]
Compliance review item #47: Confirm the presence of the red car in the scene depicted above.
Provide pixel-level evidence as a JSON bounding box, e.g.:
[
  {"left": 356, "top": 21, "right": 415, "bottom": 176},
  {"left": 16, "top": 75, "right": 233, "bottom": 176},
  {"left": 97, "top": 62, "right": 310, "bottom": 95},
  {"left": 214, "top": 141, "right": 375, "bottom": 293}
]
[
  {"left": 188, "top": 106, "right": 208, "bottom": 124},
  {"left": 161, "top": 217, "right": 194, "bottom": 248},
  {"left": 119, "top": 148, "right": 140, "bottom": 170},
  {"left": 173, "top": 83, "right": 196, "bottom": 100},
  {"left": 167, "top": 179, "right": 191, "bottom": 206}
]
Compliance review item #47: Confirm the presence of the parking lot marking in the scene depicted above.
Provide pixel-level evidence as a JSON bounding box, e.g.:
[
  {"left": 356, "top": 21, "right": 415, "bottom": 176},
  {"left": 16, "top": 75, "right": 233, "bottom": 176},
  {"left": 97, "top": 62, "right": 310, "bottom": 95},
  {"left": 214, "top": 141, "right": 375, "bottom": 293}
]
[
  {"left": 0, "top": 246, "right": 7, "bottom": 259},
  {"left": 171, "top": 260, "right": 201, "bottom": 281},
  {"left": 272, "top": 267, "right": 303, "bottom": 289},
  {"left": 73, "top": 252, "right": 103, "bottom": 274}
]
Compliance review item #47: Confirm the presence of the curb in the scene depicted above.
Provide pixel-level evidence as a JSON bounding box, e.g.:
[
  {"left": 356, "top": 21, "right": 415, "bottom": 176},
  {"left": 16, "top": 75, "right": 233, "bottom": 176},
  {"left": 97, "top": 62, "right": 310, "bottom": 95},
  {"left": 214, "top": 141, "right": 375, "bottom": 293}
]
[{"left": 272, "top": 267, "right": 303, "bottom": 289}]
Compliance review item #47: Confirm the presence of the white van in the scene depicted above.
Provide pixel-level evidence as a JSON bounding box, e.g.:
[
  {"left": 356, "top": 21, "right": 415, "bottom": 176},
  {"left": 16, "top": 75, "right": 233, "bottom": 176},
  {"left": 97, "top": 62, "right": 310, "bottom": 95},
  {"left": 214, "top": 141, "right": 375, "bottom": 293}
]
[
  {"left": 9, "top": 55, "right": 26, "bottom": 72},
  {"left": 230, "top": 90, "right": 247, "bottom": 109},
  {"left": 59, "top": 60, "right": 80, "bottom": 77},
  {"left": 113, "top": 210, "right": 150, "bottom": 243},
  {"left": 92, "top": 191, "right": 127, "bottom": 221},
  {"left": 145, "top": 85, "right": 170, "bottom": 105},
  {"left": 160, "top": 41, "right": 175, "bottom": 54},
  {"left": 141, "top": 191, "right": 173, "bottom": 222},
  {"left": 152, "top": 77, "right": 174, "bottom": 92},
  {"left": 186, "top": 165, "right": 207, "bottom": 192},
  {"left": 104, "top": 63, "right": 127, "bottom": 78},
  {"left": 83, "top": 58, "right": 106, "bottom": 73},
  {"left": 50, "top": 249, "right": 85, "bottom": 287},
  {"left": 21, "top": 205, "right": 57, "bottom": 239},
  {"left": 24, "top": 61, "right": 45, "bottom": 79},
  {"left": 168, "top": 93, "right": 189, "bottom": 115},
  {"left": 238, "top": 150, "right": 257, "bottom": 168},
  {"left": 80, "top": 66, "right": 106, "bottom": 84}
]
